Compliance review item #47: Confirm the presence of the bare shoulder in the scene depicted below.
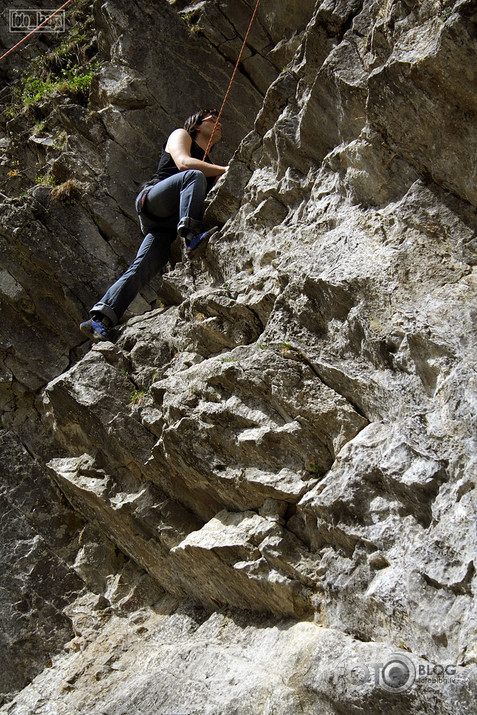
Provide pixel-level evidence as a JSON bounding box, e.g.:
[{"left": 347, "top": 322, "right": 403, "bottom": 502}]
[{"left": 166, "top": 128, "right": 191, "bottom": 153}]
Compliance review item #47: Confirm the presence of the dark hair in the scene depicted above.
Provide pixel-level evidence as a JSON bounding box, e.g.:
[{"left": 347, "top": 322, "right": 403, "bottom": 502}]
[{"left": 183, "top": 108, "right": 220, "bottom": 139}]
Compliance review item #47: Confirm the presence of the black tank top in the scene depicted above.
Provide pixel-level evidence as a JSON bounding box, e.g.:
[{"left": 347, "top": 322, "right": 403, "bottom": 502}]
[{"left": 152, "top": 138, "right": 215, "bottom": 192}]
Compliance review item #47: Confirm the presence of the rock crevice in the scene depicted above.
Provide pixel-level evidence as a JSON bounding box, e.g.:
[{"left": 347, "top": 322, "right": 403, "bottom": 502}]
[{"left": 1, "top": 0, "right": 477, "bottom": 712}]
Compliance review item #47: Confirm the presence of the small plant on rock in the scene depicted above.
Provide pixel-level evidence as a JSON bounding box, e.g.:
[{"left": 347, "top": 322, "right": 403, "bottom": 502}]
[
  {"left": 130, "top": 390, "right": 146, "bottom": 405},
  {"left": 51, "top": 179, "right": 83, "bottom": 203},
  {"left": 36, "top": 173, "right": 58, "bottom": 187}
]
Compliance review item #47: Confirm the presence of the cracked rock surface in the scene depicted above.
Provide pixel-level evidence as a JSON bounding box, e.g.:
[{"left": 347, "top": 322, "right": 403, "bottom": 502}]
[{"left": 1, "top": 0, "right": 477, "bottom": 712}]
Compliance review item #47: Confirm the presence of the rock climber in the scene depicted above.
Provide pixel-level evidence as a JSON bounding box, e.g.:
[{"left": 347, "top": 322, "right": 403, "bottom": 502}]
[{"left": 80, "top": 108, "right": 227, "bottom": 342}]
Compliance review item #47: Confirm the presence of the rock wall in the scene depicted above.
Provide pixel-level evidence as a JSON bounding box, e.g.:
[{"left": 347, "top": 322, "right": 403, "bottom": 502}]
[{"left": 1, "top": 0, "right": 477, "bottom": 712}]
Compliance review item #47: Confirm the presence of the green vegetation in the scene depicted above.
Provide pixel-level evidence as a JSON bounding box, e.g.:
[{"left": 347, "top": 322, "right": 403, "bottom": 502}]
[
  {"left": 306, "top": 461, "right": 322, "bottom": 476},
  {"left": 279, "top": 341, "right": 308, "bottom": 363},
  {"left": 3, "top": 0, "right": 98, "bottom": 118},
  {"left": 36, "top": 174, "right": 58, "bottom": 187},
  {"left": 32, "top": 119, "right": 46, "bottom": 135},
  {"left": 52, "top": 131, "right": 68, "bottom": 151},
  {"left": 13, "top": 63, "right": 98, "bottom": 109},
  {"left": 179, "top": 7, "right": 201, "bottom": 31},
  {"left": 130, "top": 390, "right": 146, "bottom": 405}
]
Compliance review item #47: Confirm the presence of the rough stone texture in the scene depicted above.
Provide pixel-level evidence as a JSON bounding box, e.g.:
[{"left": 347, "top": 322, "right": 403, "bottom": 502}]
[
  {"left": 3, "top": 603, "right": 477, "bottom": 715},
  {"left": 0, "top": 431, "right": 83, "bottom": 703},
  {"left": 0, "top": 0, "right": 280, "bottom": 438},
  {"left": 1, "top": 0, "right": 477, "bottom": 712},
  {"left": 0, "top": 431, "right": 163, "bottom": 706}
]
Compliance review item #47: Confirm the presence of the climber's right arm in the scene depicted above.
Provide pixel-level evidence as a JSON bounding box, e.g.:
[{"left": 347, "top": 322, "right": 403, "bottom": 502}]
[{"left": 166, "top": 128, "right": 227, "bottom": 178}]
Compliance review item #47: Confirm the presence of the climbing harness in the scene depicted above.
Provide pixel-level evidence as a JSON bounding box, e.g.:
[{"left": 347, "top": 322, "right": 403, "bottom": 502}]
[
  {"left": 202, "top": 0, "right": 262, "bottom": 161},
  {"left": 0, "top": 0, "right": 76, "bottom": 63}
]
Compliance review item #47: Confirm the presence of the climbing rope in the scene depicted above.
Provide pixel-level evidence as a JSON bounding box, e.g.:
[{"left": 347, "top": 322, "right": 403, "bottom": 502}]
[
  {"left": 1, "top": 0, "right": 262, "bottom": 160},
  {"left": 0, "top": 0, "right": 76, "bottom": 63},
  {"left": 203, "top": 0, "right": 262, "bottom": 161}
]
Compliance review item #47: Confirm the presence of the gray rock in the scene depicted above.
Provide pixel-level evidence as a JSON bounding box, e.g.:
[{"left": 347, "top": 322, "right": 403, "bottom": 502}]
[
  {"left": 0, "top": 0, "right": 277, "bottom": 435},
  {"left": 1, "top": 0, "right": 477, "bottom": 712},
  {"left": 0, "top": 432, "right": 83, "bottom": 704}
]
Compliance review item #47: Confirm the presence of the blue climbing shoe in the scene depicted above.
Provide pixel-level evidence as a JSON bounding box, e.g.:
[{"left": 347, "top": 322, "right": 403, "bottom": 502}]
[
  {"left": 80, "top": 317, "right": 112, "bottom": 342},
  {"left": 185, "top": 227, "right": 217, "bottom": 260}
]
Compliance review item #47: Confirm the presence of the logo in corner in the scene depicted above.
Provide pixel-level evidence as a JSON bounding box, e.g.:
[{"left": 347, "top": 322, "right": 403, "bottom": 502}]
[{"left": 379, "top": 653, "right": 416, "bottom": 693}]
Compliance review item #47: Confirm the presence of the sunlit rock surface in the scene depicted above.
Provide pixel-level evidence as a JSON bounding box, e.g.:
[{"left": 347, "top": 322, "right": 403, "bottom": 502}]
[{"left": 1, "top": 0, "right": 476, "bottom": 712}]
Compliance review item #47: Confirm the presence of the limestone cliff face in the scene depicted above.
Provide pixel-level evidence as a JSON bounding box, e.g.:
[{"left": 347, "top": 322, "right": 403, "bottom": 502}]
[{"left": 1, "top": 0, "right": 477, "bottom": 712}]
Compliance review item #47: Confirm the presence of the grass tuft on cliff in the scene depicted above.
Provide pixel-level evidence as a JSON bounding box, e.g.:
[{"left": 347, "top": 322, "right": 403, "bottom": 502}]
[{"left": 3, "top": 0, "right": 99, "bottom": 117}]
